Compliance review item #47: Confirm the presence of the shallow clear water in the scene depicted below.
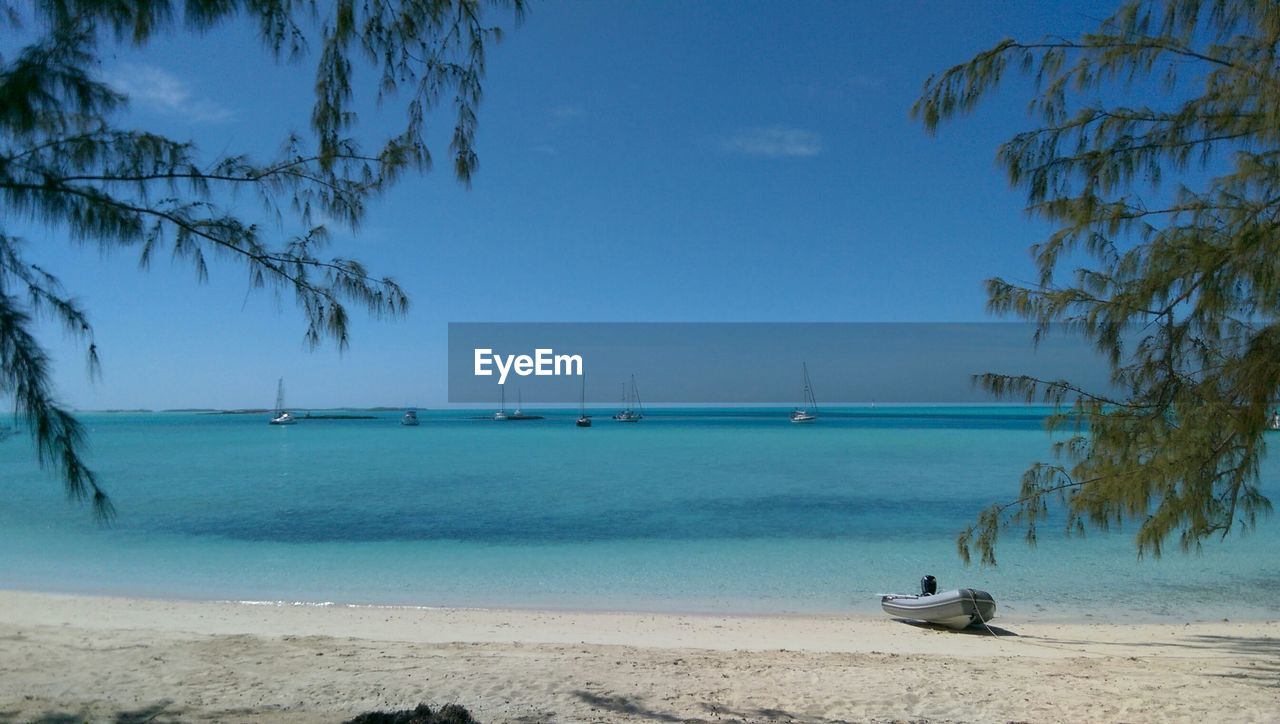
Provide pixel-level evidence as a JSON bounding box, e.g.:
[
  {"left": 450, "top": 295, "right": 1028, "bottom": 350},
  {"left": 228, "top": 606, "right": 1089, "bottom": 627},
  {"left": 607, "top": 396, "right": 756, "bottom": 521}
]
[{"left": 1, "top": 407, "right": 1276, "bottom": 621}]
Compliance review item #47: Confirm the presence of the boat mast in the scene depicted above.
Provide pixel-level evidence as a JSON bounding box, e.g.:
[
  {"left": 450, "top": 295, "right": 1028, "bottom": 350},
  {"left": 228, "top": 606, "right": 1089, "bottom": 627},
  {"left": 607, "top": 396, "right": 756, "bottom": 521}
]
[
  {"left": 802, "top": 362, "right": 817, "bottom": 410},
  {"left": 275, "top": 378, "right": 286, "bottom": 413},
  {"left": 631, "top": 374, "right": 644, "bottom": 417}
]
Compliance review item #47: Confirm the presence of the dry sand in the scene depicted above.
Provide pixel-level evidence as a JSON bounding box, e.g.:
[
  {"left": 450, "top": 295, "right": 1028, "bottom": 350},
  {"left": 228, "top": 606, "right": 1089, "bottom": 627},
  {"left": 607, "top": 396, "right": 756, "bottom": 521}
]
[{"left": 0, "top": 590, "right": 1275, "bottom": 722}]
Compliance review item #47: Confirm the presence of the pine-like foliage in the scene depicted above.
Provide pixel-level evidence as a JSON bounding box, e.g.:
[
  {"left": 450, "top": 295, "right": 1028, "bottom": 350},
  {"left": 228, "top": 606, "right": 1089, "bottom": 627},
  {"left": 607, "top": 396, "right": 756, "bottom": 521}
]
[
  {"left": 0, "top": 0, "right": 523, "bottom": 516},
  {"left": 915, "top": 0, "right": 1279, "bottom": 565}
]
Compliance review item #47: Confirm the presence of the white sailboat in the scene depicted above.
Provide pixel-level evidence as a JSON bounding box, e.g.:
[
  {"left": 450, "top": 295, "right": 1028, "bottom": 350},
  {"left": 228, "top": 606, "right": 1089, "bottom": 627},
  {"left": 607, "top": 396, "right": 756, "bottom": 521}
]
[
  {"left": 576, "top": 373, "right": 592, "bottom": 427},
  {"left": 269, "top": 378, "right": 297, "bottom": 425},
  {"left": 790, "top": 362, "right": 818, "bottom": 423},
  {"left": 509, "top": 389, "right": 534, "bottom": 420},
  {"left": 401, "top": 408, "right": 420, "bottom": 426},
  {"left": 613, "top": 375, "right": 644, "bottom": 422},
  {"left": 493, "top": 385, "right": 508, "bottom": 421}
]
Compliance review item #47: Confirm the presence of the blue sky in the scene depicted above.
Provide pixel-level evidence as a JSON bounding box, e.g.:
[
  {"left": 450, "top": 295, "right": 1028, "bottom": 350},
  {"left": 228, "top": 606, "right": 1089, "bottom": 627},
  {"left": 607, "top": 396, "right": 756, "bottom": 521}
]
[{"left": 12, "top": 1, "right": 1121, "bottom": 408}]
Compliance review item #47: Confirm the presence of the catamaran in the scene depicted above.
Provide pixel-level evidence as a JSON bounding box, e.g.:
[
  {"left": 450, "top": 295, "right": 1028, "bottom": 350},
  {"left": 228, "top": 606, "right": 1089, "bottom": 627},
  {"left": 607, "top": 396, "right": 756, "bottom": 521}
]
[
  {"left": 269, "top": 378, "right": 296, "bottom": 425},
  {"left": 576, "top": 374, "right": 592, "bottom": 427},
  {"left": 790, "top": 362, "right": 818, "bottom": 423},
  {"left": 613, "top": 375, "right": 644, "bottom": 422}
]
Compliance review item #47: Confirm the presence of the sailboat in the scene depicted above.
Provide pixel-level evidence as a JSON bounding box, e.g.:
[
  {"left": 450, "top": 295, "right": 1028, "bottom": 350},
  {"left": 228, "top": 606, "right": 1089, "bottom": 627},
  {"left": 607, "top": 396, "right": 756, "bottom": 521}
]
[
  {"left": 269, "top": 378, "right": 297, "bottom": 425},
  {"left": 613, "top": 375, "right": 644, "bottom": 422},
  {"left": 401, "top": 408, "right": 420, "bottom": 426},
  {"left": 493, "top": 385, "right": 508, "bottom": 421},
  {"left": 509, "top": 389, "right": 534, "bottom": 420},
  {"left": 790, "top": 362, "right": 818, "bottom": 423},
  {"left": 576, "top": 374, "right": 592, "bottom": 427}
]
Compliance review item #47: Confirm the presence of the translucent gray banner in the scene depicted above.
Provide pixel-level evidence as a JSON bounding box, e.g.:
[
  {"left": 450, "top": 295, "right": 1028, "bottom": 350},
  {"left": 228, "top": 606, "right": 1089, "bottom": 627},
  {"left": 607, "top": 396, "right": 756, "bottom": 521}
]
[{"left": 447, "top": 322, "right": 1114, "bottom": 404}]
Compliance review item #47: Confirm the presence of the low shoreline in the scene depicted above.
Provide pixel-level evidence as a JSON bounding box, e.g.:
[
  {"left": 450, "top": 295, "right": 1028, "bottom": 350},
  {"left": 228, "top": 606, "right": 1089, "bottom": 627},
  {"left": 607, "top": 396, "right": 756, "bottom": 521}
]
[
  {"left": 0, "top": 590, "right": 1275, "bottom": 722},
  {"left": 10, "top": 579, "right": 1279, "bottom": 624}
]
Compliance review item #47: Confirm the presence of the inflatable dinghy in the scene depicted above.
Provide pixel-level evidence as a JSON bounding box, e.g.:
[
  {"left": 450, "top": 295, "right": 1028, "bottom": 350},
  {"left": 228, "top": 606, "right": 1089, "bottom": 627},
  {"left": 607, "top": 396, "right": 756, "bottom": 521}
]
[{"left": 881, "top": 576, "right": 996, "bottom": 629}]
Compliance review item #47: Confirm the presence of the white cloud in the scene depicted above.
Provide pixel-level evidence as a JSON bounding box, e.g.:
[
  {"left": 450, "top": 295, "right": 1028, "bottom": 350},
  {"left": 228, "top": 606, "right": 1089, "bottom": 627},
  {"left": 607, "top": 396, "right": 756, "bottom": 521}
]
[
  {"left": 721, "top": 126, "right": 823, "bottom": 158},
  {"left": 104, "top": 63, "right": 233, "bottom": 123}
]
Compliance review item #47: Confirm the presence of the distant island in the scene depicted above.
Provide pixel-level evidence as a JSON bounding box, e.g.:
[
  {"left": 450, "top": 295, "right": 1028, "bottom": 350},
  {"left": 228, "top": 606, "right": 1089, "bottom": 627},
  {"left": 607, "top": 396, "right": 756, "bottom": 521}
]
[
  {"left": 198, "top": 409, "right": 377, "bottom": 419},
  {"left": 74, "top": 408, "right": 401, "bottom": 418}
]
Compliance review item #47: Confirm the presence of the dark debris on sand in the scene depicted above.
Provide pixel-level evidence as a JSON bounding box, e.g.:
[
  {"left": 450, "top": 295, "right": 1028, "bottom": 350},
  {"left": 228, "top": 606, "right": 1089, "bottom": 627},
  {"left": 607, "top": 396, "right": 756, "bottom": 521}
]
[{"left": 345, "top": 703, "right": 479, "bottom": 724}]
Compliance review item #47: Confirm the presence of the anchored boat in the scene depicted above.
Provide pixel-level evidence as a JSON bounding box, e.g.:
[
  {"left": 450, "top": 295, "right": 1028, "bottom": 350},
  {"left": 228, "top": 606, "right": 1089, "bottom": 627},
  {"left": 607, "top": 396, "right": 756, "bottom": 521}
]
[
  {"left": 613, "top": 375, "right": 644, "bottom": 422},
  {"left": 576, "top": 374, "right": 592, "bottom": 427},
  {"left": 790, "top": 362, "right": 818, "bottom": 423},
  {"left": 508, "top": 390, "right": 537, "bottom": 420},
  {"left": 269, "top": 378, "right": 296, "bottom": 425},
  {"left": 494, "top": 385, "right": 508, "bottom": 421}
]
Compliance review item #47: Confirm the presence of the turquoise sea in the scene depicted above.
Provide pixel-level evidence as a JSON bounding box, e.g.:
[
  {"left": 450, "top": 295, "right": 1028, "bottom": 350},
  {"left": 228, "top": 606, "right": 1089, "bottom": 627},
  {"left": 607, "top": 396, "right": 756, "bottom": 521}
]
[{"left": 1, "top": 407, "right": 1277, "bottom": 621}]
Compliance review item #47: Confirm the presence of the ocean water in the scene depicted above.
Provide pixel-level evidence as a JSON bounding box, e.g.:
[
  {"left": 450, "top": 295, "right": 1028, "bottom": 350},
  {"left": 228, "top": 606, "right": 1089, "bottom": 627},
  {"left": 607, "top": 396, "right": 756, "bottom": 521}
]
[{"left": 1, "top": 407, "right": 1277, "bottom": 621}]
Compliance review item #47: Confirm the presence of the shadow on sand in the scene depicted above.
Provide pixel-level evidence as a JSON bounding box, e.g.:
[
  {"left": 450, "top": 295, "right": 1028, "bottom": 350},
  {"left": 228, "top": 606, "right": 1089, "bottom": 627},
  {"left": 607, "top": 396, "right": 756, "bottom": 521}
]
[
  {"left": 572, "top": 690, "right": 849, "bottom": 724},
  {"left": 1017, "top": 630, "right": 1279, "bottom": 655},
  {"left": 889, "top": 618, "right": 1020, "bottom": 637},
  {"left": 1, "top": 700, "right": 184, "bottom": 724},
  {"left": 888, "top": 618, "right": 1277, "bottom": 685},
  {"left": 1039, "top": 632, "right": 1280, "bottom": 684}
]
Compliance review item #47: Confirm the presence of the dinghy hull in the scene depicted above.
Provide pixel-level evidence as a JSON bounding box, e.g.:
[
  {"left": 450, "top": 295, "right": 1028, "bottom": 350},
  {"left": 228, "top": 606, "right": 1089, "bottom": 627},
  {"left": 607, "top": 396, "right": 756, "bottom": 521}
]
[{"left": 880, "top": 588, "right": 996, "bottom": 630}]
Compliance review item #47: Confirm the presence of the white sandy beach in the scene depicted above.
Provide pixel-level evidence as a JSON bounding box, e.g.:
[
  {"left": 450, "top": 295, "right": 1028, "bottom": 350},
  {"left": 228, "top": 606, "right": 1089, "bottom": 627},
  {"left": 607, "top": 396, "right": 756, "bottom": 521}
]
[{"left": 0, "top": 590, "right": 1275, "bottom": 722}]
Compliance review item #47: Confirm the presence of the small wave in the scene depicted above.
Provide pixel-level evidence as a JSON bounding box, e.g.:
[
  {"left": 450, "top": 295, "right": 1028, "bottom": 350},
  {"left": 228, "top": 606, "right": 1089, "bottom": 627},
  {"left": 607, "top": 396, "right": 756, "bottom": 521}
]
[{"left": 227, "top": 600, "right": 337, "bottom": 607}]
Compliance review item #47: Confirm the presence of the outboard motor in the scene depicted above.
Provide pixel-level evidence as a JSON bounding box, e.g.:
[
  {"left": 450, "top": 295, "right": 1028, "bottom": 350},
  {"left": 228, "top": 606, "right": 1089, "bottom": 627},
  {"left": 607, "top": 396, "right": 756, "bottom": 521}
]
[{"left": 920, "top": 574, "right": 937, "bottom": 596}]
